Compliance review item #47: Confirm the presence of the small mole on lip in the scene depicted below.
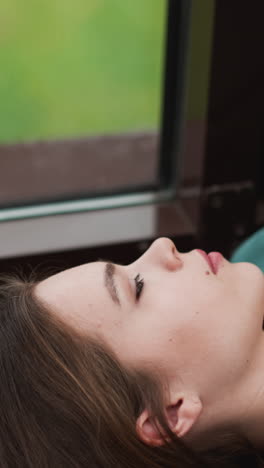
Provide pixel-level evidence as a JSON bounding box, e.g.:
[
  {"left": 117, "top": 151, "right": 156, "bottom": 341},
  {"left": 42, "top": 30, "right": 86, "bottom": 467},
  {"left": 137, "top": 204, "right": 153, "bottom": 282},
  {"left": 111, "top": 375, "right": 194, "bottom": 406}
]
[{"left": 205, "top": 271, "right": 210, "bottom": 275}]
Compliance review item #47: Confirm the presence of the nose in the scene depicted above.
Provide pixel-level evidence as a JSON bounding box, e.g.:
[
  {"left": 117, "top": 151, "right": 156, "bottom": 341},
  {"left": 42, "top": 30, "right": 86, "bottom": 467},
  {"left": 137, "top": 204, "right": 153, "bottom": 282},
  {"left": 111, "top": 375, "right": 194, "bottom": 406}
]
[{"left": 140, "top": 237, "right": 182, "bottom": 271}]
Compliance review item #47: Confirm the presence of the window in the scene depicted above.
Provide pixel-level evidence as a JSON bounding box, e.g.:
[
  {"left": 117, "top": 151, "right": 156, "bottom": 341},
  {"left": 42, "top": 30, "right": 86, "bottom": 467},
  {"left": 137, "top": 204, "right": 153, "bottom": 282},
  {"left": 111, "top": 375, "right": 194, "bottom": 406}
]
[
  {"left": 0, "top": 0, "right": 215, "bottom": 258},
  {"left": 0, "top": 0, "right": 167, "bottom": 207}
]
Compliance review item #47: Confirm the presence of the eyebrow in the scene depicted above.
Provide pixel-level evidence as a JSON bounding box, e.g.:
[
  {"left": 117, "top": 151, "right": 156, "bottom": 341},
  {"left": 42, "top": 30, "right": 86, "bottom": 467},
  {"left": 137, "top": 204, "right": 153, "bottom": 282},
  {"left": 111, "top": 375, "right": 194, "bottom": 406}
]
[{"left": 104, "top": 262, "right": 120, "bottom": 306}]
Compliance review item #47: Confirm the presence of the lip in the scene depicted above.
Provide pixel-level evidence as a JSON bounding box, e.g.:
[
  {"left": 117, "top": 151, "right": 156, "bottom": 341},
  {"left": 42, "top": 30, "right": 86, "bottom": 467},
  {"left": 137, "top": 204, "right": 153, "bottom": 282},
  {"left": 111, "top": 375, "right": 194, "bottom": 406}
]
[
  {"left": 208, "top": 252, "right": 223, "bottom": 274},
  {"left": 196, "top": 250, "right": 224, "bottom": 274}
]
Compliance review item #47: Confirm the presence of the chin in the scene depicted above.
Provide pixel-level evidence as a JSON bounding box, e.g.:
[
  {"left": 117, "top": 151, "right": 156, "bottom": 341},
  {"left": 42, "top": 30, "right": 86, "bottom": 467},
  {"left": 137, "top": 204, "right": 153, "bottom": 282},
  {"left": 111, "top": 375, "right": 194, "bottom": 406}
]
[
  {"left": 234, "top": 260, "right": 264, "bottom": 278},
  {"left": 243, "top": 262, "right": 264, "bottom": 331},
  {"left": 233, "top": 260, "right": 264, "bottom": 311}
]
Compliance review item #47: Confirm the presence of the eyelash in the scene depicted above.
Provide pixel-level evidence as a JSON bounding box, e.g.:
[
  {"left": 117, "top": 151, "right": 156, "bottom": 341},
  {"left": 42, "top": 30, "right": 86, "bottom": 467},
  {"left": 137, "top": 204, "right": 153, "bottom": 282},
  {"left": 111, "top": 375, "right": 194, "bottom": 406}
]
[{"left": 134, "top": 273, "right": 144, "bottom": 300}]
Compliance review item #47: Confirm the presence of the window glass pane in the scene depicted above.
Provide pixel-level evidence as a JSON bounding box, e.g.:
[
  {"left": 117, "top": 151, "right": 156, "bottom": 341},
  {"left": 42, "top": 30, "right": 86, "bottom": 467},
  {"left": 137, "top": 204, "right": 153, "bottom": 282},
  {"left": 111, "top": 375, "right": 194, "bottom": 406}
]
[{"left": 0, "top": 0, "right": 167, "bottom": 208}]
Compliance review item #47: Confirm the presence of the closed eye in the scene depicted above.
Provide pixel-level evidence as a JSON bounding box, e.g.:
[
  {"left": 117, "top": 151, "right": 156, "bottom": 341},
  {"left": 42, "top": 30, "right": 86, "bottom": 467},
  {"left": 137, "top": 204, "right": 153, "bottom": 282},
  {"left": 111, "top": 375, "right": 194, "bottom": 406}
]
[{"left": 134, "top": 274, "right": 144, "bottom": 301}]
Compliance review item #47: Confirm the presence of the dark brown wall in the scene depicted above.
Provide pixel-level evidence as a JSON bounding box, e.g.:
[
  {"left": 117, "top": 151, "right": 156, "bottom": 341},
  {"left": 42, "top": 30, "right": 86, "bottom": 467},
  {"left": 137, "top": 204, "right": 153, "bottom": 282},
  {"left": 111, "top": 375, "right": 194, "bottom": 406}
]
[{"left": 205, "top": 0, "right": 264, "bottom": 185}]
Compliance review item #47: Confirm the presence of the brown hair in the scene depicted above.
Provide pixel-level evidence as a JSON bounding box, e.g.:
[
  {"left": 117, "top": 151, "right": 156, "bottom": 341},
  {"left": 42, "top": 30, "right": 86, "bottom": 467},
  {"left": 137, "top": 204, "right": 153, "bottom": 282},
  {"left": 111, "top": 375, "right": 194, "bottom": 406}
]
[{"left": 0, "top": 270, "right": 263, "bottom": 468}]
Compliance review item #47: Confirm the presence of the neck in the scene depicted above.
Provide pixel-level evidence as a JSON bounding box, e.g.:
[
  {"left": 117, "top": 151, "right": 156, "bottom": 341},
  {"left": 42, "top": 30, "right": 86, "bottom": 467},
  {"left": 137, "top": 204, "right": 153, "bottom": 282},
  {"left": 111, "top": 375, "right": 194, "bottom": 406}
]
[{"left": 185, "top": 333, "right": 264, "bottom": 453}]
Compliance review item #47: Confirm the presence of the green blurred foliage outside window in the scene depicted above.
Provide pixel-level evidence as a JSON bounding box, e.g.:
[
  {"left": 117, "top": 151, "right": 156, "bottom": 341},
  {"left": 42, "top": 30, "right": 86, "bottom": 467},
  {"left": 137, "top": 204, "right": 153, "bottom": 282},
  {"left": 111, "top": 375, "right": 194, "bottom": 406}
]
[{"left": 0, "top": 0, "right": 166, "bottom": 144}]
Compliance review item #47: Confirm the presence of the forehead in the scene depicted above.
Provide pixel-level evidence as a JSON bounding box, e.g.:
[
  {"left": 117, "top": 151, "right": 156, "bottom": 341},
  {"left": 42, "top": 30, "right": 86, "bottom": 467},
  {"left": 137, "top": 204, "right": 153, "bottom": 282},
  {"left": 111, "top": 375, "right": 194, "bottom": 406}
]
[
  {"left": 38, "top": 261, "right": 103, "bottom": 295},
  {"left": 35, "top": 262, "right": 109, "bottom": 330}
]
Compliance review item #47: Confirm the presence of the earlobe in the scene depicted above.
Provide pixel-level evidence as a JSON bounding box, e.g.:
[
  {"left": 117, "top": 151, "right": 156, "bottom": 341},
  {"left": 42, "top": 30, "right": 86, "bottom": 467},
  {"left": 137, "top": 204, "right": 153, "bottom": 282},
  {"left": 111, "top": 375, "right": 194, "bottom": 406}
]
[
  {"left": 136, "top": 409, "right": 168, "bottom": 447},
  {"left": 136, "top": 394, "right": 202, "bottom": 446}
]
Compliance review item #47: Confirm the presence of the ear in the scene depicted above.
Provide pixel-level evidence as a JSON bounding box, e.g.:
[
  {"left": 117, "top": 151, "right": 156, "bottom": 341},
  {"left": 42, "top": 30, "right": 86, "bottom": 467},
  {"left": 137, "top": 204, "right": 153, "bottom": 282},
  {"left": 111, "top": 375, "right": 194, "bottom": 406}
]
[{"left": 136, "top": 394, "right": 202, "bottom": 447}]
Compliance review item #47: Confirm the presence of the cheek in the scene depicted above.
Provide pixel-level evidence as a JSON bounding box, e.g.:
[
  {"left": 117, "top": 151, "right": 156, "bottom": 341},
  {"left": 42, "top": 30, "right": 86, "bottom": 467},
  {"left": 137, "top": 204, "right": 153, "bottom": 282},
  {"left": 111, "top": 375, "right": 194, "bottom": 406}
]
[{"left": 174, "top": 296, "right": 261, "bottom": 389}]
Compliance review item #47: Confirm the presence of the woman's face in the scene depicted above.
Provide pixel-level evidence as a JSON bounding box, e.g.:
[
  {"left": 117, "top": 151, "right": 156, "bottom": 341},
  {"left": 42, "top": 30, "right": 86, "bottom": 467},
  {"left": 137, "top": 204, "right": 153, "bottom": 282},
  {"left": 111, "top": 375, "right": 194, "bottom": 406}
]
[{"left": 35, "top": 237, "right": 264, "bottom": 399}]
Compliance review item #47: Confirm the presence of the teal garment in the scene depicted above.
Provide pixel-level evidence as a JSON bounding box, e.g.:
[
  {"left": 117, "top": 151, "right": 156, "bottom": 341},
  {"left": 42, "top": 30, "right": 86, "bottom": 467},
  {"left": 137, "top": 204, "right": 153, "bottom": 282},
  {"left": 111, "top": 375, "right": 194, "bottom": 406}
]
[{"left": 230, "top": 227, "right": 264, "bottom": 272}]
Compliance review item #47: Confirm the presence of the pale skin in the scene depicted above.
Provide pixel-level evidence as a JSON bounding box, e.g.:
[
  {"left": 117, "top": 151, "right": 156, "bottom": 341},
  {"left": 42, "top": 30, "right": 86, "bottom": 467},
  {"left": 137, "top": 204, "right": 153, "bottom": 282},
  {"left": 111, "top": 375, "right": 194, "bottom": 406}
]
[{"left": 35, "top": 237, "right": 264, "bottom": 451}]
